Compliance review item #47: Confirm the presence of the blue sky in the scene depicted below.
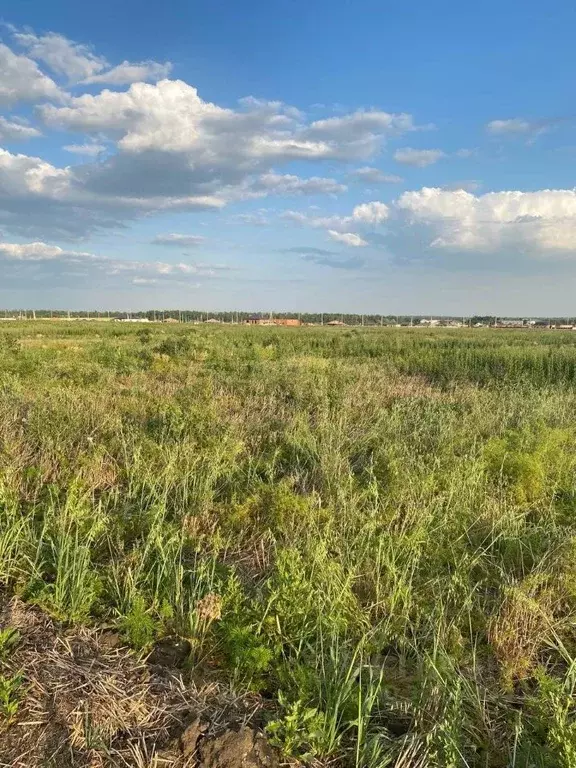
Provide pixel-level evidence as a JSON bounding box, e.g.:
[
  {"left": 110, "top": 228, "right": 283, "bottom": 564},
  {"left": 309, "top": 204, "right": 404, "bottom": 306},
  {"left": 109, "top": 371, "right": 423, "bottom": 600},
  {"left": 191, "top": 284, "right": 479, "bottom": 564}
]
[{"left": 1, "top": 0, "right": 576, "bottom": 313}]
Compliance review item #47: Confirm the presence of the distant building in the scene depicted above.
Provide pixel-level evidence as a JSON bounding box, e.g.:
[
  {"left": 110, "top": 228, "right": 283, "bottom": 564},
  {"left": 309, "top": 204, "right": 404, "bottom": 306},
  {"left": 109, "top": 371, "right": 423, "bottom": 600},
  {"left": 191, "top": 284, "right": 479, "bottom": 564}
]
[
  {"left": 326, "top": 320, "right": 346, "bottom": 326},
  {"left": 498, "top": 319, "right": 524, "bottom": 328},
  {"left": 419, "top": 318, "right": 440, "bottom": 326},
  {"left": 273, "top": 318, "right": 301, "bottom": 327},
  {"left": 246, "top": 314, "right": 300, "bottom": 326}
]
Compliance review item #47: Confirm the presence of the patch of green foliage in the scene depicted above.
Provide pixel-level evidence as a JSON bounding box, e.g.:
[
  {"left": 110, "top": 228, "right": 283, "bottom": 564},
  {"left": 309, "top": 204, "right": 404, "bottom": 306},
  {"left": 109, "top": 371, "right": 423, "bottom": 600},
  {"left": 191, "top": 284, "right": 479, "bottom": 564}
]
[{"left": 2, "top": 321, "right": 576, "bottom": 763}]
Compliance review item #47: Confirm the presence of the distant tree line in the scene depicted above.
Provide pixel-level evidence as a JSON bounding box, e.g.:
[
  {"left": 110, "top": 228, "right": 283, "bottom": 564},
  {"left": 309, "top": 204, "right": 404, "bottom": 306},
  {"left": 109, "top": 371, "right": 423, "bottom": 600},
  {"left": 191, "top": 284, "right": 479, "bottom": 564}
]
[{"left": 2, "top": 310, "right": 575, "bottom": 326}]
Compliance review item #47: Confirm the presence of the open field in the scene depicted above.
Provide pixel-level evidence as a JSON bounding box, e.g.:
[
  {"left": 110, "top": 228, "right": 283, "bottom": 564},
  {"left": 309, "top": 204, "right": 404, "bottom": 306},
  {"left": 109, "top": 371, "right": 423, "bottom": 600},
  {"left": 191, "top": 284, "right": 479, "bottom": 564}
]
[{"left": 2, "top": 322, "right": 576, "bottom": 766}]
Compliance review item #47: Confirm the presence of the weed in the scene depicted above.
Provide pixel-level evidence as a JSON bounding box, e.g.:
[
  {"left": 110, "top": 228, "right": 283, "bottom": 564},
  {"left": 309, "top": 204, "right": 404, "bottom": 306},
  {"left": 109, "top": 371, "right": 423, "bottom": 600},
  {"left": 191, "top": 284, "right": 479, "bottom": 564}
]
[{"left": 0, "top": 672, "right": 24, "bottom": 722}]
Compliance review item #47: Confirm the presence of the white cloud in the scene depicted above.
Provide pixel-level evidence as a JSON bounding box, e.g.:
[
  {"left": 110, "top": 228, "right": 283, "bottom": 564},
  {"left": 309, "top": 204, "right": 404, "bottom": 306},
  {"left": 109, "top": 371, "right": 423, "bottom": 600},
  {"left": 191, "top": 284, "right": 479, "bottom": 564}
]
[
  {"left": 282, "top": 200, "right": 389, "bottom": 234},
  {"left": 328, "top": 230, "right": 368, "bottom": 247},
  {"left": 40, "top": 81, "right": 298, "bottom": 153},
  {"left": 0, "top": 116, "right": 41, "bottom": 141},
  {"left": 0, "top": 238, "right": 222, "bottom": 288},
  {"left": 352, "top": 201, "right": 389, "bottom": 224},
  {"left": 396, "top": 187, "right": 576, "bottom": 254},
  {"left": 254, "top": 173, "right": 346, "bottom": 196},
  {"left": 394, "top": 148, "right": 445, "bottom": 167},
  {"left": 0, "top": 147, "right": 223, "bottom": 239},
  {"left": 14, "top": 30, "right": 105, "bottom": 81},
  {"left": 82, "top": 60, "right": 172, "bottom": 85},
  {"left": 303, "top": 110, "right": 415, "bottom": 158},
  {"left": 348, "top": 166, "right": 402, "bottom": 183},
  {"left": 0, "top": 43, "right": 63, "bottom": 107},
  {"left": 284, "top": 187, "right": 576, "bottom": 264},
  {"left": 41, "top": 80, "right": 414, "bottom": 162},
  {"left": 13, "top": 28, "right": 171, "bottom": 86},
  {"left": 486, "top": 118, "right": 532, "bottom": 135},
  {"left": 152, "top": 233, "right": 205, "bottom": 247},
  {"left": 0, "top": 26, "right": 416, "bottom": 240},
  {"left": 63, "top": 143, "right": 106, "bottom": 156},
  {"left": 0, "top": 241, "right": 93, "bottom": 261}
]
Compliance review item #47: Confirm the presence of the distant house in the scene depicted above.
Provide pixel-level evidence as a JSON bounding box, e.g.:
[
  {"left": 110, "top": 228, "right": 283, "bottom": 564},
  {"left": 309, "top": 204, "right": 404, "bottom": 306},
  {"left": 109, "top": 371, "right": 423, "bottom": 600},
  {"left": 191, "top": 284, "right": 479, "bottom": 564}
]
[
  {"left": 246, "top": 315, "right": 301, "bottom": 326},
  {"left": 273, "top": 318, "right": 301, "bottom": 327},
  {"left": 327, "top": 320, "right": 345, "bottom": 326},
  {"left": 419, "top": 318, "right": 440, "bottom": 326},
  {"left": 498, "top": 319, "right": 524, "bottom": 328},
  {"left": 204, "top": 318, "right": 220, "bottom": 323}
]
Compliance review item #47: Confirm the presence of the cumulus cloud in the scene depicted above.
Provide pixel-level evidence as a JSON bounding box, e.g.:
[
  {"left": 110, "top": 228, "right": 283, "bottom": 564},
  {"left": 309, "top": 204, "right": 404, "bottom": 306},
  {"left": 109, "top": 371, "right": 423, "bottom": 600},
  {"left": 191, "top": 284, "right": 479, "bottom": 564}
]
[
  {"left": 282, "top": 200, "right": 389, "bottom": 236},
  {"left": 151, "top": 233, "right": 205, "bottom": 247},
  {"left": 0, "top": 26, "right": 416, "bottom": 241},
  {"left": 40, "top": 81, "right": 414, "bottom": 167},
  {"left": 0, "top": 116, "right": 41, "bottom": 141},
  {"left": 394, "top": 148, "right": 445, "bottom": 167},
  {"left": 0, "top": 147, "right": 223, "bottom": 239},
  {"left": 328, "top": 230, "right": 368, "bottom": 247},
  {"left": 0, "top": 43, "right": 63, "bottom": 107},
  {"left": 395, "top": 187, "right": 576, "bottom": 255},
  {"left": 0, "top": 238, "right": 222, "bottom": 288},
  {"left": 352, "top": 201, "right": 389, "bottom": 224},
  {"left": 13, "top": 28, "right": 171, "bottom": 86},
  {"left": 348, "top": 166, "right": 402, "bottom": 183},
  {"left": 285, "top": 187, "right": 576, "bottom": 264}
]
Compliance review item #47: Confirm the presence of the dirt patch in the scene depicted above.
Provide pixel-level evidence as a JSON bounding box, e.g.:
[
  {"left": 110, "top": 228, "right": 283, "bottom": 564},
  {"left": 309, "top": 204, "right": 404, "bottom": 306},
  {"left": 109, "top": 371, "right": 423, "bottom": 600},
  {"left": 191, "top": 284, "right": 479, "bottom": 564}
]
[
  {"left": 147, "top": 636, "right": 192, "bottom": 668},
  {"left": 180, "top": 717, "right": 208, "bottom": 758},
  {"left": 199, "top": 726, "right": 279, "bottom": 768},
  {"left": 0, "top": 596, "right": 272, "bottom": 767}
]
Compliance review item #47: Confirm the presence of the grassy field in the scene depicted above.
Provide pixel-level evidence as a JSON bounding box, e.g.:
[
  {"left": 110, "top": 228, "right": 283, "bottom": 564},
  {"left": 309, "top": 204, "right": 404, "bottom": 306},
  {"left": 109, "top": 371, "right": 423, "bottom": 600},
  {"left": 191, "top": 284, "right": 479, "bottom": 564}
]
[{"left": 3, "top": 321, "right": 576, "bottom": 766}]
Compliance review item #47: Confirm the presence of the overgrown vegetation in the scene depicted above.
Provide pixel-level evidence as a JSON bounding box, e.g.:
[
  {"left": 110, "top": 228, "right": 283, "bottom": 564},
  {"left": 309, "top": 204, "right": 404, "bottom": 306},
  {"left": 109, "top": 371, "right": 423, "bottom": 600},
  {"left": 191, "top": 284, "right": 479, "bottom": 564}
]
[{"left": 2, "top": 321, "right": 576, "bottom": 765}]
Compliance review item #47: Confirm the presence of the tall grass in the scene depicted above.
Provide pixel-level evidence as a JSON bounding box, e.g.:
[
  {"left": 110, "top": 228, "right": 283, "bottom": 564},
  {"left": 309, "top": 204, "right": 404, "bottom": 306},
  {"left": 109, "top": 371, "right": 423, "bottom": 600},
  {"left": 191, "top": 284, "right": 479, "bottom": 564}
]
[{"left": 2, "top": 322, "right": 576, "bottom": 764}]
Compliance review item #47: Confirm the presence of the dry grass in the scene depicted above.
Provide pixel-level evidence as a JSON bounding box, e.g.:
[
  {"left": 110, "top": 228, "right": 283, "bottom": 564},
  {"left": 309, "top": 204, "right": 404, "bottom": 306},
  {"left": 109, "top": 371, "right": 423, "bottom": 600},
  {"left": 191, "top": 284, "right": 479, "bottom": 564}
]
[{"left": 0, "top": 597, "right": 262, "bottom": 768}]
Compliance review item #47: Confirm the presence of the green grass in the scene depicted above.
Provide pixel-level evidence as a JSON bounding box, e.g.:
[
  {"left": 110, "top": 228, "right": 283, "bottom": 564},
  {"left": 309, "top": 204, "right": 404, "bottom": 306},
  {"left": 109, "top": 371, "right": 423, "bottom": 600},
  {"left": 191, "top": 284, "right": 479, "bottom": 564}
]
[{"left": 3, "top": 321, "right": 576, "bottom": 764}]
